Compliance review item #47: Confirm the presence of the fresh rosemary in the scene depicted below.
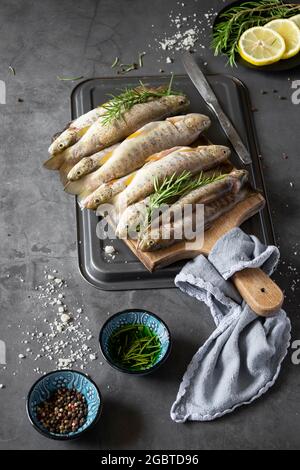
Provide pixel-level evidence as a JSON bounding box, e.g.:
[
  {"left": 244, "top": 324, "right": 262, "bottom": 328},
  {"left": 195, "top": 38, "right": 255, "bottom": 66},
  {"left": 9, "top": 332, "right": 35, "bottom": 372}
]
[
  {"left": 100, "top": 74, "right": 180, "bottom": 126},
  {"left": 212, "top": 1, "right": 300, "bottom": 66},
  {"left": 108, "top": 324, "right": 161, "bottom": 371},
  {"left": 143, "top": 170, "right": 225, "bottom": 230}
]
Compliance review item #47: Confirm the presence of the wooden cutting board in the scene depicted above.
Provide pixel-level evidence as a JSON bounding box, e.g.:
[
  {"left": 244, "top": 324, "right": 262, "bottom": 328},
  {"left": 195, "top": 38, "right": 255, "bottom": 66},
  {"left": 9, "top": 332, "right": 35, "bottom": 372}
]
[{"left": 114, "top": 192, "right": 283, "bottom": 317}]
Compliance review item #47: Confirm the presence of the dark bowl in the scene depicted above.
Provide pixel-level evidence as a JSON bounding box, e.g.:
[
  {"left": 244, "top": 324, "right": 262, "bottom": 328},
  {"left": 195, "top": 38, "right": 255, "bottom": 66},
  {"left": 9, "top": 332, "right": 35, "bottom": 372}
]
[
  {"left": 213, "top": 0, "right": 300, "bottom": 72},
  {"left": 99, "top": 309, "right": 171, "bottom": 375},
  {"left": 26, "top": 370, "right": 102, "bottom": 440}
]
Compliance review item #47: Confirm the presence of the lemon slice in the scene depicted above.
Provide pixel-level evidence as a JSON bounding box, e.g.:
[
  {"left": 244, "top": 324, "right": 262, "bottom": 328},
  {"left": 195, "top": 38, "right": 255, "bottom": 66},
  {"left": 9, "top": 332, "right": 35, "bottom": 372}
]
[
  {"left": 290, "top": 14, "right": 300, "bottom": 30},
  {"left": 238, "top": 26, "right": 286, "bottom": 66},
  {"left": 265, "top": 19, "right": 300, "bottom": 59}
]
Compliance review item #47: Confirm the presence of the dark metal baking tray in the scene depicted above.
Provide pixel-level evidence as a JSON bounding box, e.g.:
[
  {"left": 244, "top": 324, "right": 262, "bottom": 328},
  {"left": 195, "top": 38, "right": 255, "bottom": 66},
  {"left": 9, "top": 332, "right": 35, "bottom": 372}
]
[{"left": 71, "top": 74, "right": 275, "bottom": 290}]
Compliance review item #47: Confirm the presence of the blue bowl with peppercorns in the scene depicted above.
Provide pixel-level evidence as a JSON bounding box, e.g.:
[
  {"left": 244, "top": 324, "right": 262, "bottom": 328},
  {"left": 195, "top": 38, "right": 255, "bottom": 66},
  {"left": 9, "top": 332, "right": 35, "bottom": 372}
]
[{"left": 26, "top": 370, "right": 102, "bottom": 440}]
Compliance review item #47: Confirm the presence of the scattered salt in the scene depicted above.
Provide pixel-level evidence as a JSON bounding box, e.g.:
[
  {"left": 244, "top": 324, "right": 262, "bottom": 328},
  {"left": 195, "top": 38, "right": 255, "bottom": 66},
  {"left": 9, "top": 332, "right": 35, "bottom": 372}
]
[
  {"left": 61, "top": 313, "right": 71, "bottom": 324},
  {"left": 104, "top": 245, "right": 115, "bottom": 255}
]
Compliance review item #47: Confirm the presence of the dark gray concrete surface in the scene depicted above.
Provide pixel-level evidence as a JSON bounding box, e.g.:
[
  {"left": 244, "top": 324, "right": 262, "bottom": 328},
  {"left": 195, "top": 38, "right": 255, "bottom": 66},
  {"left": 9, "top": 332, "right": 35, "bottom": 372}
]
[{"left": 0, "top": 0, "right": 300, "bottom": 450}]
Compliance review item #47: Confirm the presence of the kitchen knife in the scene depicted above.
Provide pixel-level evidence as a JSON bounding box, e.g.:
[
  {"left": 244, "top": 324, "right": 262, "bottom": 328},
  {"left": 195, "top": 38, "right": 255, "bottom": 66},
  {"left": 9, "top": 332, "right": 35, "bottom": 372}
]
[{"left": 182, "top": 53, "right": 252, "bottom": 165}]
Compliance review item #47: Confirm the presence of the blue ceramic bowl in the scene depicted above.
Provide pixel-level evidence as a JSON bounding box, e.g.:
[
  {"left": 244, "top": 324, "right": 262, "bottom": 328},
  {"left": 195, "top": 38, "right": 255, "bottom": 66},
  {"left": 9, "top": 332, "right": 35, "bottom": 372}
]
[
  {"left": 26, "top": 370, "right": 102, "bottom": 440},
  {"left": 99, "top": 309, "right": 171, "bottom": 375}
]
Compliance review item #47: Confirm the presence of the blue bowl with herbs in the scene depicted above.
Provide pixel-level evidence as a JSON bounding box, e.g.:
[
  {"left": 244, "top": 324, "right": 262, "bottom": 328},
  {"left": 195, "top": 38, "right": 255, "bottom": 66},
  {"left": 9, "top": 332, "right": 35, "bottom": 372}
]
[
  {"left": 26, "top": 370, "right": 102, "bottom": 440},
  {"left": 99, "top": 309, "right": 171, "bottom": 375}
]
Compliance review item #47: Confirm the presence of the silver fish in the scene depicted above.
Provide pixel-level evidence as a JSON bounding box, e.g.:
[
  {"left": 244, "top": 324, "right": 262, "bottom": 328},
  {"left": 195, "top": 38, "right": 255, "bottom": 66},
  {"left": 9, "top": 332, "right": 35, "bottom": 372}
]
[
  {"left": 67, "top": 144, "right": 120, "bottom": 181},
  {"left": 115, "top": 144, "right": 230, "bottom": 211},
  {"left": 116, "top": 164, "right": 238, "bottom": 239},
  {"left": 81, "top": 147, "right": 182, "bottom": 209},
  {"left": 48, "top": 107, "right": 107, "bottom": 155},
  {"left": 44, "top": 94, "right": 189, "bottom": 170},
  {"left": 139, "top": 185, "right": 253, "bottom": 252},
  {"left": 65, "top": 114, "right": 211, "bottom": 197}
]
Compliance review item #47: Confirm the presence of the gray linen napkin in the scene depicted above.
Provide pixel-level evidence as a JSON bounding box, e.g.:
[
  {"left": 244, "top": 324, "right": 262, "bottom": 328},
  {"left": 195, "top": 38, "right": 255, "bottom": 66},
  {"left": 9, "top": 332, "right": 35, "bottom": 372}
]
[{"left": 171, "top": 227, "right": 291, "bottom": 422}]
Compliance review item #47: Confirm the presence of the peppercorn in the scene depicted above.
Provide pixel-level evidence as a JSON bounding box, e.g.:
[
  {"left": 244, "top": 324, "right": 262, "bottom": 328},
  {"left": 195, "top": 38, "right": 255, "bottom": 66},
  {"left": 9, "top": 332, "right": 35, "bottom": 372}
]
[{"left": 36, "top": 388, "right": 88, "bottom": 434}]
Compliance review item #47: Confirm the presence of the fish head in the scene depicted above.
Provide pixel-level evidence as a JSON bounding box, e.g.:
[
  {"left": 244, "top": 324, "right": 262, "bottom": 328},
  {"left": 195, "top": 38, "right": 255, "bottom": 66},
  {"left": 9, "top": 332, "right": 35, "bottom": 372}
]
[
  {"left": 169, "top": 113, "right": 211, "bottom": 135},
  {"left": 205, "top": 145, "right": 231, "bottom": 160},
  {"left": 48, "top": 129, "right": 76, "bottom": 155},
  {"left": 67, "top": 157, "right": 91, "bottom": 181},
  {"left": 138, "top": 229, "right": 163, "bottom": 251},
  {"left": 165, "top": 94, "right": 190, "bottom": 112},
  {"left": 230, "top": 169, "right": 249, "bottom": 192},
  {"left": 138, "top": 235, "right": 158, "bottom": 252},
  {"left": 82, "top": 192, "right": 102, "bottom": 210},
  {"left": 68, "top": 165, "right": 84, "bottom": 181}
]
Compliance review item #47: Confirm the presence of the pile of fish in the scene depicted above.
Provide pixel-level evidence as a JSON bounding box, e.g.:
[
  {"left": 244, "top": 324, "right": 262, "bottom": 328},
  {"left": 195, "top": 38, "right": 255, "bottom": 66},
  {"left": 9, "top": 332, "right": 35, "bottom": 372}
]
[{"left": 44, "top": 84, "right": 254, "bottom": 252}]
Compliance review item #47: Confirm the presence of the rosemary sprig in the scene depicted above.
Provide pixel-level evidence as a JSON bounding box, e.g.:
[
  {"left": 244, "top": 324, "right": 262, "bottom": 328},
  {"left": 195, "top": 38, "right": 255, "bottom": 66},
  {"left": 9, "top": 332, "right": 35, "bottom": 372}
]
[
  {"left": 143, "top": 170, "right": 225, "bottom": 231},
  {"left": 212, "top": 1, "right": 300, "bottom": 66},
  {"left": 100, "top": 74, "right": 180, "bottom": 126}
]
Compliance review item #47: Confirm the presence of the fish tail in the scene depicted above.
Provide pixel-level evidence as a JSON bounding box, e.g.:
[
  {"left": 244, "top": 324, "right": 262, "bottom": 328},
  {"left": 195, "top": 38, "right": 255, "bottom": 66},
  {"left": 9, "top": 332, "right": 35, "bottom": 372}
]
[
  {"left": 77, "top": 189, "right": 94, "bottom": 205},
  {"left": 59, "top": 162, "right": 74, "bottom": 186},
  {"left": 43, "top": 152, "right": 65, "bottom": 170},
  {"left": 64, "top": 179, "right": 86, "bottom": 195}
]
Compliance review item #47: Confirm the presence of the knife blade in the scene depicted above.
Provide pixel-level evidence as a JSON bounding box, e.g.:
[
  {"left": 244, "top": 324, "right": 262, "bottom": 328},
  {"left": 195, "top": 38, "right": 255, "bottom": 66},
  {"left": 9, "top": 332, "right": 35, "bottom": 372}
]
[{"left": 182, "top": 53, "right": 252, "bottom": 165}]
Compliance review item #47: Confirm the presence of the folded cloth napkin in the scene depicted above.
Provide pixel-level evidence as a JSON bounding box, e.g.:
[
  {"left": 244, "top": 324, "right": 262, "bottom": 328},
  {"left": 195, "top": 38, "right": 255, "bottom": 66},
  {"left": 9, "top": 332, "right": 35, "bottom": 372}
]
[{"left": 171, "top": 227, "right": 291, "bottom": 422}]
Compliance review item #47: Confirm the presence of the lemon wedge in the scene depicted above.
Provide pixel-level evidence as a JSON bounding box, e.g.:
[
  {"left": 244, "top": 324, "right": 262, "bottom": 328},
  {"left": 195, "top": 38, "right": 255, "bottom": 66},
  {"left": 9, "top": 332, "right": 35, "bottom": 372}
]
[
  {"left": 265, "top": 19, "right": 300, "bottom": 59},
  {"left": 238, "top": 26, "right": 286, "bottom": 66},
  {"left": 290, "top": 14, "right": 300, "bottom": 30}
]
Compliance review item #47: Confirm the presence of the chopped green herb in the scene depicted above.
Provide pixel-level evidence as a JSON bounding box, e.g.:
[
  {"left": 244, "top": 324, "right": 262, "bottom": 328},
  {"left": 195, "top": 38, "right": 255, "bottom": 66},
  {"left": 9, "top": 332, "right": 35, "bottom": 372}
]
[
  {"left": 138, "top": 51, "right": 146, "bottom": 67},
  {"left": 8, "top": 65, "right": 15, "bottom": 75},
  {"left": 57, "top": 75, "right": 84, "bottom": 81},
  {"left": 111, "top": 57, "right": 120, "bottom": 68},
  {"left": 119, "top": 63, "right": 138, "bottom": 74},
  {"left": 108, "top": 324, "right": 162, "bottom": 371}
]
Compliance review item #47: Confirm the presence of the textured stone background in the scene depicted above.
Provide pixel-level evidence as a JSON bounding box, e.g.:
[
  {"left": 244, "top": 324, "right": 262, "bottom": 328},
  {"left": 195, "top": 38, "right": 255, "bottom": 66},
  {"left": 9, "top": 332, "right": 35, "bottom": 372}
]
[{"left": 0, "top": 0, "right": 299, "bottom": 450}]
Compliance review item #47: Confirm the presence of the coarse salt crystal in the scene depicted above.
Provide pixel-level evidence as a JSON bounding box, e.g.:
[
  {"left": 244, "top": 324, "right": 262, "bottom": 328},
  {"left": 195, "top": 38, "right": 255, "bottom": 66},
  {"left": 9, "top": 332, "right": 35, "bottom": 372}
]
[
  {"left": 104, "top": 245, "right": 115, "bottom": 255},
  {"left": 61, "top": 313, "right": 71, "bottom": 324}
]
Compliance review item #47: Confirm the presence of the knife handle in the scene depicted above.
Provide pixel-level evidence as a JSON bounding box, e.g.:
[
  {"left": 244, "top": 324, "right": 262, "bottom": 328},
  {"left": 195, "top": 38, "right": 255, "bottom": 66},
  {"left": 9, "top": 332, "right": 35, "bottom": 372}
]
[{"left": 232, "top": 268, "right": 284, "bottom": 317}]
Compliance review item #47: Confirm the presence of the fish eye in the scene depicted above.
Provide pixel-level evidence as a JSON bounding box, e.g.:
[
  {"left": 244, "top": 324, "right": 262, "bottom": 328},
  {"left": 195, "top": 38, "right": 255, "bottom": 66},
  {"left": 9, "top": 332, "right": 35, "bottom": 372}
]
[
  {"left": 77, "top": 170, "right": 81, "bottom": 175},
  {"left": 58, "top": 143, "right": 64, "bottom": 149}
]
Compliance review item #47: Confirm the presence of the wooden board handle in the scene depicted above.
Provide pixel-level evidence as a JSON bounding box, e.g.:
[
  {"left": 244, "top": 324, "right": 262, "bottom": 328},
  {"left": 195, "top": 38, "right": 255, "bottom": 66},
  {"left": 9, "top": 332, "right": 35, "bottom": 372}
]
[{"left": 232, "top": 268, "right": 284, "bottom": 317}]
